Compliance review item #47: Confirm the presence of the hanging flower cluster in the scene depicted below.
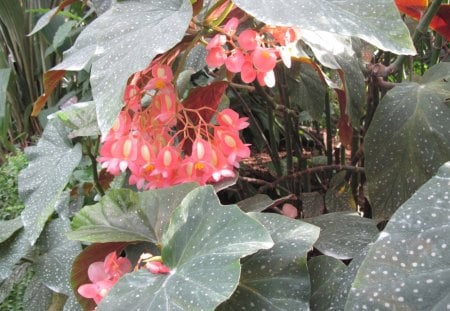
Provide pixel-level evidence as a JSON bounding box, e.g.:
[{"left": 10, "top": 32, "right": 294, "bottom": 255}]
[
  {"left": 98, "top": 64, "right": 250, "bottom": 189},
  {"left": 205, "top": 17, "right": 300, "bottom": 87}
]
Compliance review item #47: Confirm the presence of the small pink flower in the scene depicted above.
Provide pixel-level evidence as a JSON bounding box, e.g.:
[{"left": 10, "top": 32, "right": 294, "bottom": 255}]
[
  {"left": 238, "top": 29, "right": 260, "bottom": 51},
  {"left": 206, "top": 46, "right": 227, "bottom": 68},
  {"left": 225, "top": 49, "right": 245, "bottom": 73},
  {"left": 252, "top": 48, "right": 277, "bottom": 72},
  {"left": 145, "top": 261, "right": 171, "bottom": 274},
  {"left": 223, "top": 17, "right": 239, "bottom": 36}
]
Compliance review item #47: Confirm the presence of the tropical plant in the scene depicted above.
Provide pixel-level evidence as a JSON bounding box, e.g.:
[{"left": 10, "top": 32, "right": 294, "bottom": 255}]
[{"left": 0, "top": 0, "right": 449, "bottom": 310}]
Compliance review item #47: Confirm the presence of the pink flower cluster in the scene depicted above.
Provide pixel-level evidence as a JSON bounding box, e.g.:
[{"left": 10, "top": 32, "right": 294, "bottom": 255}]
[
  {"left": 205, "top": 18, "right": 299, "bottom": 87},
  {"left": 98, "top": 64, "right": 250, "bottom": 189},
  {"left": 78, "top": 252, "right": 132, "bottom": 305},
  {"left": 78, "top": 252, "right": 171, "bottom": 306}
]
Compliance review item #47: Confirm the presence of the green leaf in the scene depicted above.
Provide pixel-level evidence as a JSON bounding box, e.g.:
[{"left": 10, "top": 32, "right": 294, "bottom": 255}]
[
  {"left": 0, "top": 262, "right": 30, "bottom": 304},
  {"left": 52, "top": 20, "right": 77, "bottom": 51},
  {"left": 233, "top": 0, "right": 415, "bottom": 55},
  {"left": 23, "top": 276, "right": 53, "bottom": 311},
  {"left": 0, "top": 229, "right": 32, "bottom": 281},
  {"left": 309, "top": 246, "right": 370, "bottom": 310},
  {"left": 305, "top": 212, "right": 378, "bottom": 260},
  {"left": 0, "top": 68, "right": 11, "bottom": 137},
  {"left": 345, "top": 162, "right": 450, "bottom": 310},
  {"left": 308, "top": 255, "right": 346, "bottom": 296},
  {"left": 18, "top": 119, "right": 82, "bottom": 245},
  {"left": 55, "top": 101, "right": 101, "bottom": 138},
  {"left": 365, "top": 63, "right": 450, "bottom": 219},
  {"left": 52, "top": 0, "right": 193, "bottom": 134},
  {"left": 28, "top": 7, "right": 59, "bottom": 36},
  {"left": 0, "top": 217, "right": 23, "bottom": 243},
  {"left": 287, "top": 61, "right": 326, "bottom": 121},
  {"left": 68, "top": 183, "right": 198, "bottom": 243},
  {"left": 301, "top": 32, "right": 366, "bottom": 125},
  {"left": 98, "top": 186, "right": 273, "bottom": 311},
  {"left": 236, "top": 194, "right": 274, "bottom": 212},
  {"left": 218, "top": 213, "right": 320, "bottom": 310},
  {"left": 35, "top": 218, "right": 82, "bottom": 295},
  {"left": 325, "top": 171, "right": 356, "bottom": 213}
]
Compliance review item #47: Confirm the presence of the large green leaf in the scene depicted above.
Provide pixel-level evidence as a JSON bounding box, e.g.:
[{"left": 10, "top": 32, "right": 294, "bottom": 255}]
[
  {"left": 23, "top": 276, "right": 53, "bottom": 311},
  {"left": 301, "top": 32, "right": 366, "bottom": 125},
  {"left": 18, "top": 118, "right": 82, "bottom": 245},
  {"left": 98, "top": 186, "right": 273, "bottom": 311},
  {"left": 365, "top": 63, "right": 450, "bottom": 219},
  {"left": 305, "top": 212, "right": 378, "bottom": 260},
  {"left": 0, "top": 229, "right": 32, "bottom": 281},
  {"left": 218, "top": 213, "right": 320, "bottom": 310},
  {"left": 0, "top": 217, "right": 23, "bottom": 243},
  {"left": 55, "top": 101, "right": 100, "bottom": 138},
  {"left": 287, "top": 61, "right": 326, "bottom": 121},
  {"left": 68, "top": 183, "right": 198, "bottom": 243},
  {"left": 309, "top": 247, "right": 370, "bottom": 310},
  {"left": 233, "top": 0, "right": 415, "bottom": 55},
  {"left": 52, "top": 0, "right": 193, "bottom": 134},
  {"left": 345, "top": 162, "right": 450, "bottom": 310},
  {"left": 35, "top": 218, "right": 82, "bottom": 295}
]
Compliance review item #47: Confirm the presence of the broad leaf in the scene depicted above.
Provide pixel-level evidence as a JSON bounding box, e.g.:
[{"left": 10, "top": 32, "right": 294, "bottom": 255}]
[
  {"left": 218, "top": 213, "right": 320, "bottom": 310},
  {"left": 23, "top": 276, "right": 53, "bottom": 311},
  {"left": 55, "top": 101, "right": 101, "bottom": 138},
  {"left": 365, "top": 63, "right": 450, "bottom": 219},
  {"left": 308, "top": 255, "right": 346, "bottom": 296},
  {"left": 68, "top": 183, "right": 198, "bottom": 243},
  {"left": 287, "top": 61, "right": 326, "bottom": 121},
  {"left": 52, "top": 0, "right": 193, "bottom": 134},
  {"left": 236, "top": 194, "right": 274, "bottom": 212},
  {"left": 31, "top": 70, "right": 66, "bottom": 116},
  {"left": 309, "top": 246, "right": 370, "bottom": 310},
  {"left": 345, "top": 162, "right": 450, "bottom": 310},
  {"left": 305, "top": 212, "right": 378, "bottom": 260},
  {"left": 19, "top": 118, "right": 82, "bottom": 245},
  {"left": 28, "top": 0, "right": 77, "bottom": 36},
  {"left": 0, "top": 262, "right": 30, "bottom": 304},
  {"left": 233, "top": 0, "right": 415, "bottom": 55},
  {"left": 0, "top": 229, "right": 32, "bottom": 281},
  {"left": 35, "top": 218, "right": 82, "bottom": 295},
  {"left": 0, "top": 217, "right": 23, "bottom": 243},
  {"left": 301, "top": 31, "right": 366, "bottom": 126},
  {"left": 325, "top": 171, "right": 357, "bottom": 213},
  {"left": 98, "top": 186, "right": 273, "bottom": 311}
]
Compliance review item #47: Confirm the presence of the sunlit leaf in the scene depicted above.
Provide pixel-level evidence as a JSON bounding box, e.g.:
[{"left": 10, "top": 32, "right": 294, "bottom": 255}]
[
  {"left": 55, "top": 101, "right": 101, "bottom": 138},
  {"left": 52, "top": 0, "right": 193, "bottom": 134},
  {"left": 0, "top": 217, "right": 23, "bottom": 243},
  {"left": 19, "top": 118, "right": 82, "bottom": 245},
  {"left": 98, "top": 186, "right": 273, "bottom": 311},
  {"left": 233, "top": 0, "right": 415, "bottom": 55},
  {"left": 346, "top": 162, "right": 450, "bottom": 310},
  {"left": 68, "top": 183, "right": 198, "bottom": 243},
  {"left": 365, "top": 63, "right": 450, "bottom": 219}
]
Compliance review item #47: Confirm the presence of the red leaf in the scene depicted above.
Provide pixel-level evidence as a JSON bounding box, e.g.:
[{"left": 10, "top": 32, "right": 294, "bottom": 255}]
[
  {"left": 281, "top": 203, "right": 298, "bottom": 219},
  {"left": 71, "top": 242, "right": 128, "bottom": 311},
  {"left": 395, "top": 0, "right": 450, "bottom": 40},
  {"left": 335, "top": 89, "right": 353, "bottom": 147},
  {"left": 31, "top": 70, "right": 66, "bottom": 116},
  {"left": 182, "top": 81, "right": 229, "bottom": 124}
]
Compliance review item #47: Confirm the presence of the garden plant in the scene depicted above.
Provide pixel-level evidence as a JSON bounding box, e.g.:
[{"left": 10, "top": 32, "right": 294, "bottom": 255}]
[{"left": 0, "top": 0, "right": 449, "bottom": 310}]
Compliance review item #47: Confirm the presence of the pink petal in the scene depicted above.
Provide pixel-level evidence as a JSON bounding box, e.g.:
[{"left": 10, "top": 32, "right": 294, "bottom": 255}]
[{"left": 88, "top": 262, "right": 109, "bottom": 283}]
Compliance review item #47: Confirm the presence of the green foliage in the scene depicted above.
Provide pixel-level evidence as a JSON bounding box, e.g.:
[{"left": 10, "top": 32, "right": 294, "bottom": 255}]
[
  {"left": 0, "top": 152, "right": 27, "bottom": 220},
  {"left": 0, "top": 1, "right": 449, "bottom": 310}
]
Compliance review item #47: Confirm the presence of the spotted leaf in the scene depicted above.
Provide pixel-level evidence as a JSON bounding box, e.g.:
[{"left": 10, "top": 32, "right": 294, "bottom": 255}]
[
  {"left": 97, "top": 186, "right": 273, "bottom": 311},
  {"left": 345, "top": 162, "right": 450, "bottom": 310}
]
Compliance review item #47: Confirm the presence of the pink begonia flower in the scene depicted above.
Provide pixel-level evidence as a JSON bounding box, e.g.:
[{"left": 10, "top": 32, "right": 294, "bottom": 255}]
[
  {"left": 206, "top": 34, "right": 227, "bottom": 50},
  {"left": 252, "top": 48, "right": 277, "bottom": 72},
  {"left": 144, "top": 64, "right": 173, "bottom": 90},
  {"left": 257, "top": 70, "right": 276, "bottom": 88},
  {"left": 238, "top": 29, "right": 260, "bottom": 51},
  {"left": 225, "top": 49, "right": 245, "bottom": 73},
  {"left": 152, "top": 146, "right": 180, "bottom": 179},
  {"left": 217, "top": 108, "right": 249, "bottom": 130},
  {"left": 240, "top": 61, "right": 257, "bottom": 83},
  {"left": 78, "top": 252, "right": 132, "bottom": 305},
  {"left": 223, "top": 17, "right": 239, "bottom": 36},
  {"left": 145, "top": 261, "right": 171, "bottom": 274},
  {"left": 206, "top": 46, "right": 228, "bottom": 68}
]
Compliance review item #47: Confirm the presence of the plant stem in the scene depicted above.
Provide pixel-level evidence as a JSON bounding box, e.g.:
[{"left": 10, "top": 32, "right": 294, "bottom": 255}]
[
  {"left": 324, "top": 91, "right": 333, "bottom": 166},
  {"left": 86, "top": 137, "right": 105, "bottom": 196}
]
